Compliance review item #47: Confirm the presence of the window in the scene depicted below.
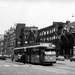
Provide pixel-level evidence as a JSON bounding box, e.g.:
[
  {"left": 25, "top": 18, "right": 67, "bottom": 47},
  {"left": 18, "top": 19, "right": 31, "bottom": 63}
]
[
  {"left": 39, "top": 32, "right": 43, "bottom": 36},
  {"left": 25, "top": 36, "right": 26, "bottom": 39},
  {"left": 47, "top": 37, "right": 49, "bottom": 41},
  {"left": 35, "top": 48, "right": 40, "bottom": 55},
  {"left": 25, "top": 41, "right": 28, "bottom": 44},
  {"left": 49, "top": 37, "right": 51, "bottom": 40},
  {"left": 31, "top": 48, "right": 35, "bottom": 55},
  {"left": 56, "top": 36, "right": 58, "bottom": 39},
  {"left": 47, "top": 31, "right": 49, "bottom": 34},
  {"left": 52, "top": 29, "right": 54, "bottom": 33},
  {"left": 43, "top": 31, "right": 46, "bottom": 35},
  {"left": 56, "top": 28, "right": 57, "bottom": 31},
  {"left": 53, "top": 28, "right": 55, "bottom": 32},
  {"left": 44, "top": 38, "right": 46, "bottom": 41},
  {"left": 50, "top": 30, "right": 51, "bottom": 34},
  {"left": 31, "top": 48, "right": 40, "bottom": 55},
  {"left": 39, "top": 33, "right": 41, "bottom": 36},
  {"left": 18, "top": 41, "right": 20, "bottom": 44},
  {"left": 41, "top": 32, "right": 43, "bottom": 35},
  {"left": 52, "top": 36, "right": 53, "bottom": 40},
  {"left": 40, "top": 38, "right": 43, "bottom": 41},
  {"left": 53, "top": 36, "right": 55, "bottom": 39},
  {"left": 50, "top": 37, "right": 52, "bottom": 40},
  {"left": 25, "top": 36, "right": 28, "bottom": 39}
]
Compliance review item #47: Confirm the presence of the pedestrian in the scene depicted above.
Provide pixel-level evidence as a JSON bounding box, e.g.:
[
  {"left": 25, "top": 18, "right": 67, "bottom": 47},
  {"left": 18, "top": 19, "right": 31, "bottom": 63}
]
[
  {"left": 11, "top": 54, "right": 14, "bottom": 62},
  {"left": 17, "top": 53, "right": 22, "bottom": 62}
]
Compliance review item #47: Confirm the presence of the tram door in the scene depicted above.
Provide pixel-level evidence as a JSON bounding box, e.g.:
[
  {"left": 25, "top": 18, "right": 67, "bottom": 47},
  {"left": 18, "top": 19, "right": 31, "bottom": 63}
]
[
  {"left": 39, "top": 48, "right": 45, "bottom": 64},
  {"left": 26, "top": 48, "right": 31, "bottom": 63},
  {"left": 34, "top": 47, "right": 40, "bottom": 63}
]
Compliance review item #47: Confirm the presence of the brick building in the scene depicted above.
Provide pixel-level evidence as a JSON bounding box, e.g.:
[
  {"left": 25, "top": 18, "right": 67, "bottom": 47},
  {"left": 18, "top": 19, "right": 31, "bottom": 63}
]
[
  {"left": 19, "top": 26, "right": 38, "bottom": 47},
  {"left": 3, "top": 23, "right": 38, "bottom": 55},
  {"left": 15, "top": 23, "right": 25, "bottom": 47},
  {"left": 38, "top": 21, "right": 69, "bottom": 56},
  {"left": 15, "top": 23, "right": 38, "bottom": 47}
]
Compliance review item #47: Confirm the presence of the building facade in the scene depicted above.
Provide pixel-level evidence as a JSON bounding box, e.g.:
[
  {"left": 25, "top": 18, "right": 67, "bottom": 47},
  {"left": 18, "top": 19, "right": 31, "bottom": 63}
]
[
  {"left": 38, "top": 21, "right": 69, "bottom": 56},
  {"left": 3, "top": 23, "right": 38, "bottom": 55},
  {"left": 15, "top": 23, "right": 38, "bottom": 47},
  {"left": 3, "top": 21, "right": 74, "bottom": 57},
  {"left": 60, "top": 21, "right": 75, "bottom": 58},
  {"left": 15, "top": 23, "right": 25, "bottom": 47},
  {"left": 20, "top": 26, "right": 38, "bottom": 47}
]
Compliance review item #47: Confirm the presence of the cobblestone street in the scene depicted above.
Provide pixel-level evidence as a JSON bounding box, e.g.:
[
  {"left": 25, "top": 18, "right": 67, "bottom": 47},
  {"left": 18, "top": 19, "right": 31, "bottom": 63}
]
[{"left": 0, "top": 59, "right": 75, "bottom": 75}]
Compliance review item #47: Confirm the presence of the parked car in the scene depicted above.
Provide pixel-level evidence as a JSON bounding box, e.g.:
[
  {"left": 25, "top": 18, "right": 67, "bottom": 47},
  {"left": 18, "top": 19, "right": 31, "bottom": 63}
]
[
  {"left": 70, "top": 56, "right": 75, "bottom": 62},
  {"left": 56, "top": 56, "right": 65, "bottom": 61},
  {"left": 4, "top": 54, "right": 11, "bottom": 58},
  {"left": 0, "top": 55, "right": 6, "bottom": 60}
]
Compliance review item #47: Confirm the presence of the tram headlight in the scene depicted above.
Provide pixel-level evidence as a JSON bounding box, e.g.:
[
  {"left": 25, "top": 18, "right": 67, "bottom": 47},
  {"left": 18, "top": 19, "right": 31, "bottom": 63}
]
[
  {"left": 50, "top": 57, "right": 52, "bottom": 59},
  {"left": 45, "top": 56, "right": 48, "bottom": 59}
]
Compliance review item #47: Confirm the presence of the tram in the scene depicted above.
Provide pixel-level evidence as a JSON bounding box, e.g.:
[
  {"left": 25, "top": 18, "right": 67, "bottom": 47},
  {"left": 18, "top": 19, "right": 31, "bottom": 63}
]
[
  {"left": 13, "top": 43, "right": 56, "bottom": 65},
  {"left": 13, "top": 47, "right": 27, "bottom": 62}
]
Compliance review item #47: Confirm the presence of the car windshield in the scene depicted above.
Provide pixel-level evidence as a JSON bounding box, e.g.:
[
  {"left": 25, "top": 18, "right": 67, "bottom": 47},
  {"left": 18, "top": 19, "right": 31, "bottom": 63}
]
[{"left": 44, "top": 49, "right": 56, "bottom": 55}]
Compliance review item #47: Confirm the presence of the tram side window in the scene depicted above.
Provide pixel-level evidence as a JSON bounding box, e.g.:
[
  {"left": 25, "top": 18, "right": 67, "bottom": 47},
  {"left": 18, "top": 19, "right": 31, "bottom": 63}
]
[
  {"left": 14, "top": 49, "right": 21, "bottom": 55},
  {"left": 26, "top": 48, "right": 31, "bottom": 55},
  {"left": 14, "top": 51, "right": 19, "bottom": 55},
  {"left": 30, "top": 48, "right": 40, "bottom": 55},
  {"left": 35, "top": 48, "right": 40, "bottom": 55},
  {"left": 20, "top": 49, "right": 24, "bottom": 54},
  {"left": 50, "top": 49, "right": 55, "bottom": 52},
  {"left": 31, "top": 48, "right": 35, "bottom": 55}
]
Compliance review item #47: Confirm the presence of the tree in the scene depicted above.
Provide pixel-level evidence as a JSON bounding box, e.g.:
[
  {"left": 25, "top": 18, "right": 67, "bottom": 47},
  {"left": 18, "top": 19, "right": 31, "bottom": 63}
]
[{"left": 28, "top": 30, "right": 38, "bottom": 45}]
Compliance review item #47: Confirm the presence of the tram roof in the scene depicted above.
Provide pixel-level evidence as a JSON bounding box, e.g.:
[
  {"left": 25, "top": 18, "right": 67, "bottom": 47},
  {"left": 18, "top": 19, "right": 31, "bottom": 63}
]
[
  {"left": 13, "top": 47, "right": 27, "bottom": 51},
  {"left": 27, "top": 43, "right": 56, "bottom": 48},
  {"left": 13, "top": 43, "right": 56, "bottom": 50}
]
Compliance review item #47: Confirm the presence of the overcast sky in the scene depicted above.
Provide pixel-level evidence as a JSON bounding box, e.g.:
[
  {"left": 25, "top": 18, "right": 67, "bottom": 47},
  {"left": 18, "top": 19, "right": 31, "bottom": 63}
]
[{"left": 0, "top": 0, "right": 75, "bottom": 34}]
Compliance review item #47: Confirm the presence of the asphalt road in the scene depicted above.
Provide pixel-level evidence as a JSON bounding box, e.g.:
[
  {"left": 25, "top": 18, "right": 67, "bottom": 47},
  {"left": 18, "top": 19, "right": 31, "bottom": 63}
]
[{"left": 0, "top": 59, "right": 75, "bottom": 75}]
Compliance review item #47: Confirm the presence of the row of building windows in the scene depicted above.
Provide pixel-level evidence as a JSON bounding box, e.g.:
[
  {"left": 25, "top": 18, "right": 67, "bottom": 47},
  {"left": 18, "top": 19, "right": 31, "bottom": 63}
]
[
  {"left": 39, "top": 28, "right": 56, "bottom": 36},
  {"left": 25, "top": 36, "right": 28, "bottom": 39},
  {"left": 40, "top": 35, "right": 58, "bottom": 41}
]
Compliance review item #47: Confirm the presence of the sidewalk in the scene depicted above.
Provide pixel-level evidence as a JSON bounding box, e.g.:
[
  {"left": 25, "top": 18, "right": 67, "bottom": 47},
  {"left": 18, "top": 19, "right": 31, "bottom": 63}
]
[
  {"left": 57, "top": 59, "right": 75, "bottom": 67},
  {"left": 4, "top": 58, "right": 24, "bottom": 65},
  {"left": 2, "top": 58, "right": 75, "bottom": 67}
]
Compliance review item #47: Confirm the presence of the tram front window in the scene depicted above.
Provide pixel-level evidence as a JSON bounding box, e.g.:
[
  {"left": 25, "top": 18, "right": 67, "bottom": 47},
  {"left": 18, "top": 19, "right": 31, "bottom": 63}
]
[{"left": 44, "top": 49, "right": 56, "bottom": 55}]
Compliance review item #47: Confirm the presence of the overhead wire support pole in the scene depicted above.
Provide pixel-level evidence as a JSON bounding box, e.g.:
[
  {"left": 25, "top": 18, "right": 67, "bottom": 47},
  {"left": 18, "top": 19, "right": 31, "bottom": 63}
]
[
  {"left": 55, "top": 32, "right": 63, "bottom": 43},
  {"left": 61, "top": 25, "right": 70, "bottom": 43},
  {"left": 63, "top": 34, "right": 70, "bottom": 43}
]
